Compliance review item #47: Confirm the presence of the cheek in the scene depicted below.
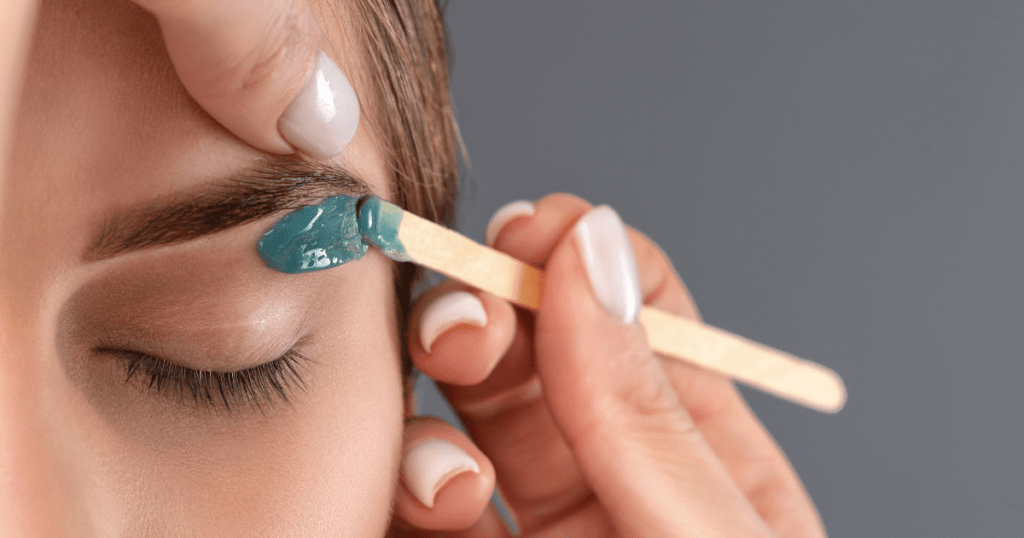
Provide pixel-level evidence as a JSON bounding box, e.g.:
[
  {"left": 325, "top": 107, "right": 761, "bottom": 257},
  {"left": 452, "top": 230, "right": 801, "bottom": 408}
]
[
  {"left": 290, "top": 252, "right": 405, "bottom": 532},
  {"left": 72, "top": 253, "right": 406, "bottom": 535}
]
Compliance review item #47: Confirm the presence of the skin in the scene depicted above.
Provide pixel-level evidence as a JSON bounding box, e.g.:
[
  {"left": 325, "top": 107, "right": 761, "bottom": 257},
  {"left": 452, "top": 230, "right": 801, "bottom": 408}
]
[
  {"left": 2, "top": 0, "right": 403, "bottom": 535},
  {"left": 1, "top": 0, "right": 828, "bottom": 536},
  {"left": 401, "top": 194, "right": 827, "bottom": 536}
]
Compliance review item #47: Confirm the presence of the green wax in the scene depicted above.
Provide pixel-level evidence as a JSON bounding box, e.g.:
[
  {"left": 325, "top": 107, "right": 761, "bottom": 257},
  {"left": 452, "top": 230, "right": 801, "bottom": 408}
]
[
  {"left": 357, "top": 196, "right": 410, "bottom": 262},
  {"left": 257, "top": 194, "right": 368, "bottom": 273}
]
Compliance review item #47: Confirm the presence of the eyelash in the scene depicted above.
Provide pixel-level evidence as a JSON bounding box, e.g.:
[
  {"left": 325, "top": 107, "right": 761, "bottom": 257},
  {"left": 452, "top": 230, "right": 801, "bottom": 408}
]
[{"left": 105, "top": 348, "right": 310, "bottom": 411}]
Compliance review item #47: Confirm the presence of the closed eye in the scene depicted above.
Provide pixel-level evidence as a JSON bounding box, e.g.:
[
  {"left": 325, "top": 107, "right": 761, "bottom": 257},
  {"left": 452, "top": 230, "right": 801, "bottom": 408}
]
[{"left": 99, "top": 347, "right": 311, "bottom": 412}]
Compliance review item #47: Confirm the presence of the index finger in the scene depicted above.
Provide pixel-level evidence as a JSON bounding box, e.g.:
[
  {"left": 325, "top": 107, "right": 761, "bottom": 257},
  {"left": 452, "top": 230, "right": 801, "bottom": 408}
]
[
  {"left": 133, "top": 0, "right": 359, "bottom": 159},
  {"left": 411, "top": 195, "right": 597, "bottom": 533},
  {"left": 1, "top": 0, "right": 37, "bottom": 173}
]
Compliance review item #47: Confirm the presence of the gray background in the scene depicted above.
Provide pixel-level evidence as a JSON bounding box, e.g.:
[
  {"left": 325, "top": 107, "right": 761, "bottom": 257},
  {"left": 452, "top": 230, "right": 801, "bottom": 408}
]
[{"left": 417, "top": 2, "right": 1024, "bottom": 536}]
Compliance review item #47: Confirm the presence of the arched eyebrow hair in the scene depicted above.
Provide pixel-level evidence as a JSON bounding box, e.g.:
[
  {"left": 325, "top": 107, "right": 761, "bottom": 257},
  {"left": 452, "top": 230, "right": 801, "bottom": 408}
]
[{"left": 85, "top": 159, "right": 372, "bottom": 262}]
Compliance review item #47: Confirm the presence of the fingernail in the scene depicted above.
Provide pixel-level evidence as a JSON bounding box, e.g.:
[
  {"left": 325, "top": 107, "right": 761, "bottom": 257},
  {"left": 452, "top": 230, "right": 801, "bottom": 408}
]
[
  {"left": 573, "top": 206, "right": 642, "bottom": 323},
  {"left": 278, "top": 50, "right": 360, "bottom": 159},
  {"left": 484, "top": 200, "right": 535, "bottom": 247},
  {"left": 401, "top": 439, "right": 480, "bottom": 508},
  {"left": 419, "top": 291, "right": 488, "bottom": 353}
]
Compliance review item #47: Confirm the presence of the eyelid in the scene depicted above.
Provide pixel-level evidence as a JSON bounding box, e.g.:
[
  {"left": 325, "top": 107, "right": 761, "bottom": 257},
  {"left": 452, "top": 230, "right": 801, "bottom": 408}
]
[{"left": 103, "top": 347, "right": 312, "bottom": 412}]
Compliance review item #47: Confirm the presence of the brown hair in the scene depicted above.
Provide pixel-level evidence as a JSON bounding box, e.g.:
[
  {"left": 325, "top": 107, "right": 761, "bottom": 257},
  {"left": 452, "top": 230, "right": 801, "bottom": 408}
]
[
  {"left": 329, "top": 0, "right": 463, "bottom": 373},
  {"left": 353, "top": 0, "right": 461, "bottom": 225}
]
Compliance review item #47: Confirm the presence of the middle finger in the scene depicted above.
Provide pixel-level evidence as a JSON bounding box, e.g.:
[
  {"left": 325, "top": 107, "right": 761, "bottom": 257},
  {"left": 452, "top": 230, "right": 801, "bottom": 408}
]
[
  {"left": 408, "top": 196, "right": 598, "bottom": 531},
  {"left": 410, "top": 283, "right": 593, "bottom": 531}
]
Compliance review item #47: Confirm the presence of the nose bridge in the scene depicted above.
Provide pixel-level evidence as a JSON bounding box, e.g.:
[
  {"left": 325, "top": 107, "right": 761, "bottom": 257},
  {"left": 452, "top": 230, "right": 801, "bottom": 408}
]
[{"left": 0, "top": 320, "right": 91, "bottom": 536}]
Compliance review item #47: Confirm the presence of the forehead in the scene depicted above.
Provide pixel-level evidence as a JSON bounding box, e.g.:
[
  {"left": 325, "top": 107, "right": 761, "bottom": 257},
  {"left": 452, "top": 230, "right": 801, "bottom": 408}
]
[
  {"left": 3, "top": 0, "right": 387, "bottom": 286},
  {"left": 16, "top": 0, "right": 380, "bottom": 187}
]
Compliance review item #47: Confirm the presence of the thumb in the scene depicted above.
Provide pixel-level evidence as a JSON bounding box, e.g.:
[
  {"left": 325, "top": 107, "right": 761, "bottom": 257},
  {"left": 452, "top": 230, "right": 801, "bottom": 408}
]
[
  {"left": 534, "top": 205, "right": 771, "bottom": 537},
  {"left": 133, "top": 0, "right": 359, "bottom": 159}
]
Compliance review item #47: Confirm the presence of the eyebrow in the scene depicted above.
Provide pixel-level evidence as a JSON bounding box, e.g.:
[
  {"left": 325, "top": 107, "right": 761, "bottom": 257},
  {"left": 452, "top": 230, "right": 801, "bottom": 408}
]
[{"left": 85, "top": 159, "right": 372, "bottom": 262}]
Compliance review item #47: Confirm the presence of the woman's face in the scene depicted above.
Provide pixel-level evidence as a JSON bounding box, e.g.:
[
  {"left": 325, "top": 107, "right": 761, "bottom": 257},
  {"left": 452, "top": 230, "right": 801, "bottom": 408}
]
[{"left": 1, "top": 0, "right": 404, "bottom": 534}]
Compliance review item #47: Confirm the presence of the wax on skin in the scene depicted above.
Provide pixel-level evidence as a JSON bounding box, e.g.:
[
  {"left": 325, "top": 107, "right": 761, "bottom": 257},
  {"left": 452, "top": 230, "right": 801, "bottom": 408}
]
[
  {"left": 258, "top": 194, "right": 367, "bottom": 273},
  {"left": 357, "top": 197, "right": 410, "bottom": 262},
  {"left": 258, "top": 194, "right": 409, "bottom": 274}
]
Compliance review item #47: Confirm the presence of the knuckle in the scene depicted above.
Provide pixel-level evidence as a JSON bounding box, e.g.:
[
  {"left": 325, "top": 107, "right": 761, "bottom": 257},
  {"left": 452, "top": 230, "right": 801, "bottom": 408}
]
[
  {"left": 611, "top": 346, "right": 695, "bottom": 429},
  {"left": 539, "top": 192, "right": 588, "bottom": 206},
  {"left": 240, "top": 3, "right": 317, "bottom": 93},
  {"left": 627, "top": 228, "right": 699, "bottom": 319},
  {"left": 628, "top": 229, "right": 673, "bottom": 283},
  {"left": 411, "top": 280, "right": 464, "bottom": 309},
  {"left": 568, "top": 338, "right": 697, "bottom": 449},
  {"left": 573, "top": 378, "right": 697, "bottom": 459},
  {"left": 619, "top": 368, "right": 685, "bottom": 423},
  {"left": 454, "top": 377, "right": 544, "bottom": 420},
  {"left": 535, "top": 193, "right": 593, "bottom": 216}
]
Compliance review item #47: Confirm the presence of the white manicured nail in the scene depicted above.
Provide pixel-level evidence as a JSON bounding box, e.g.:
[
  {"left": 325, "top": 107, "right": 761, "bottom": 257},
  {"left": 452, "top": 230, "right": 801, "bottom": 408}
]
[
  {"left": 573, "top": 206, "right": 642, "bottom": 323},
  {"left": 419, "top": 291, "right": 488, "bottom": 353},
  {"left": 401, "top": 439, "right": 480, "bottom": 508},
  {"left": 278, "top": 50, "right": 360, "bottom": 159},
  {"left": 485, "top": 200, "right": 535, "bottom": 247}
]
